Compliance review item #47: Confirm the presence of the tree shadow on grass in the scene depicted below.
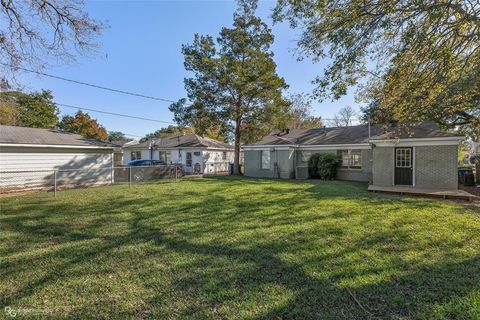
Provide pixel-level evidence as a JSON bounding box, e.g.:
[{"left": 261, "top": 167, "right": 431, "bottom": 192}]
[
  {"left": 1, "top": 179, "right": 479, "bottom": 318},
  {"left": 139, "top": 229, "right": 480, "bottom": 319}
]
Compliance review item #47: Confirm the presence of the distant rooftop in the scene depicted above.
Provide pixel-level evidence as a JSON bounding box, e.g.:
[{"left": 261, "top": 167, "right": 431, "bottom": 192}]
[
  {"left": 0, "top": 125, "right": 119, "bottom": 148},
  {"left": 252, "top": 121, "right": 463, "bottom": 146},
  {"left": 124, "top": 134, "right": 233, "bottom": 149}
]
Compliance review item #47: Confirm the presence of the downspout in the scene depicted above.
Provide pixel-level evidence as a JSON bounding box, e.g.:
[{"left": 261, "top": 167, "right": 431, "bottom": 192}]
[
  {"left": 149, "top": 138, "right": 153, "bottom": 160},
  {"left": 273, "top": 147, "right": 277, "bottom": 179},
  {"left": 370, "top": 142, "right": 375, "bottom": 186},
  {"left": 292, "top": 147, "right": 296, "bottom": 179}
]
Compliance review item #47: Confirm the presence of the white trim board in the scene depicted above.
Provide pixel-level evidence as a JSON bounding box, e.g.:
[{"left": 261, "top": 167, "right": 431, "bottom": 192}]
[
  {"left": 373, "top": 140, "right": 461, "bottom": 147},
  {"left": 243, "top": 136, "right": 465, "bottom": 150},
  {"left": 242, "top": 144, "right": 371, "bottom": 151},
  {"left": 0, "top": 143, "right": 114, "bottom": 150},
  {"left": 298, "top": 144, "right": 371, "bottom": 150},
  {"left": 242, "top": 145, "right": 294, "bottom": 151},
  {"left": 125, "top": 146, "right": 234, "bottom": 151},
  {"left": 370, "top": 136, "right": 464, "bottom": 147}
]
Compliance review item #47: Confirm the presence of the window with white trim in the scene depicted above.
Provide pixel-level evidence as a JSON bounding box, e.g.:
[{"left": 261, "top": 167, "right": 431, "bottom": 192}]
[
  {"left": 395, "top": 148, "right": 411, "bottom": 167},
  {"left": 260, "top": 150, "right": 270, "bottom": 169},
  {"left": 186, "top": 152, "right": 192, "bottom": 167},
  {"left": 337, "top": 150, "right": 362, "bottom": 169},
  {"left": 222, "top": 151, "right": 227, "bottom": 161},
  {"left": 131, "top": 151, "right": 141, "bottom": 160},
  {"left": 159, "top": 151, "right": 171, "bottom": 164},
  {"left": 339, "top": 150, "right": 349, "bottom": 167}
]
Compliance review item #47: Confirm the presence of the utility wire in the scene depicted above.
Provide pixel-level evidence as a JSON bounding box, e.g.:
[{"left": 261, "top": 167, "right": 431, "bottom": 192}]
[
  {"left": 1, "top": 63, "right": 176, "bottom": 103},
  {"left": 56, "top": 103, "right": 176, "bottom": 125},
  {"left": 120, "top": 132, "right": 143, "bottom": 138}
]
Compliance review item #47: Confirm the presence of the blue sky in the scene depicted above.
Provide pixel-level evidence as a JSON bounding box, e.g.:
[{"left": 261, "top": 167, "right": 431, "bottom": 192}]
[{"left": 16, "top": 0, "right": 360, "bottom": 139}]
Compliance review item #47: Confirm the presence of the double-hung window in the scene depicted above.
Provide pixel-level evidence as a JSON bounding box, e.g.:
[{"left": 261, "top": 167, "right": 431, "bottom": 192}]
[
  {"left": 337, "top": 150, "right": 362, "bottom": 169},
  {"left": 186, "top": 152, "right": 192, "bottom": 167},
  {"left": 349, "top": 150, "right": 362, "bottom": 168},
  {"left": 131, "top": 151, "right": 141, "bottom": 160},
  {"left": 222, "top": 151, "right": 227, "bottom": 161},
  {"left": 339, "top": 150, "right": 349, "bottom": 167},
  {"left": 159, "top": 151, "right": 171, "bottom": 164},
  {"left": 260, "top": 150, "right": 270, "bottom": 169}
]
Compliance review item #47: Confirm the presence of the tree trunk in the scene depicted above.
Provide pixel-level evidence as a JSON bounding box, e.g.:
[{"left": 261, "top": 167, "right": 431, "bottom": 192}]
[
  {"left": 476, "top": 158, "right": 480, "bottom": 186},
  {"left": 233, "top": 124, "right": 241, "bottom": 175}
]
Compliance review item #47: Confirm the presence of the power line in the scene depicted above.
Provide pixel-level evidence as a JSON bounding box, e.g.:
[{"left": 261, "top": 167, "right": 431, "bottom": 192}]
[
  {"left": 1, "top": 63, "right": 176, "bottom": 103},
  {"left": 56, "top": 103, "right": 176, "bottom": 125},
  {"left": 120, "top": 132, "right": 143, "bottom": 138}
]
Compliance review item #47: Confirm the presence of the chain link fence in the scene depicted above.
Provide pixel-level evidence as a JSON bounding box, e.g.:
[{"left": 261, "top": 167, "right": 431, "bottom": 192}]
[
  {"left": 0, "top": 162, "right": 232, "bottom": 196},
  {"left": 0, "top": 165, "right": 184, "bottom": 196}
]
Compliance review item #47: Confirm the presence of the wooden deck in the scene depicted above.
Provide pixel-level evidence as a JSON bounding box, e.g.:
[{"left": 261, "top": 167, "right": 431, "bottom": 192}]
[{"left": 368, "top": 185, "right": 479, "bottom": 202}]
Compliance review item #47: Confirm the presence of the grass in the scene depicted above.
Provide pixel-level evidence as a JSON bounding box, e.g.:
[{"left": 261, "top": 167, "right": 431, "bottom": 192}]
[{"left": 1, "top": 177, "right": 479, "bottom": 319}]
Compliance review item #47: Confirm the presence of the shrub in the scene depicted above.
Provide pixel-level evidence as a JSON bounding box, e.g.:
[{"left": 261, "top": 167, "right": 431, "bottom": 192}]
[{"left": 308, "top": 153, "right": 341, "bottom": 180}]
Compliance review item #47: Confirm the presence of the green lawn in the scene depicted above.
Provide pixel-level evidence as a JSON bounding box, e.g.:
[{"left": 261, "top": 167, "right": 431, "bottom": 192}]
[{"left": 1, "top": 177, "right": 479, "bottom": 319}]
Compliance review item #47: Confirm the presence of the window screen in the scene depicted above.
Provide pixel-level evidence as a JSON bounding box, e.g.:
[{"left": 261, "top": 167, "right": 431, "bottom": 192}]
[
  {"left": 186, "top": 152, "right": 192, "bottom": 167},
  {"left": 159, "top": 151, "right": 171, "bottom": 164},
  {"left": 260, "top": 150, "right": 270, "bottom": 169},
  {"left": 131, "top": 151, "right": 141, "bottom": 160}
]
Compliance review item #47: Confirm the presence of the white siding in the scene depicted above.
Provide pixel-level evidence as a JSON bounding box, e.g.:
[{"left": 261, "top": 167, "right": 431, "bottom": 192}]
[
  {"left": 203, "top": 150, "right": 234, "bottom": 174},
  {"left": 123, "top": 149, "right": 151, "bottom": 164},
  {"left": 120, "top": 147, "right": 234, "bottom": 174},
  {"left": 0, "top": 146, "right": 113, "bottom": 191}
]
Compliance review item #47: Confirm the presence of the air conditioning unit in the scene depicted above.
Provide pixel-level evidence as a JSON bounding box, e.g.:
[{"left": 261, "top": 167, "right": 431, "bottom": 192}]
[{"left": 296, "top": 166, "right": 309, "bottom": 179}]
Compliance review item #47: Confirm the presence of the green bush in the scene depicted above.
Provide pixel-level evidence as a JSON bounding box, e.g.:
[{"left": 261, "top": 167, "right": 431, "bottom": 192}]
[{"left": 308, "top": 153, "right": 341, "bottom": 180}]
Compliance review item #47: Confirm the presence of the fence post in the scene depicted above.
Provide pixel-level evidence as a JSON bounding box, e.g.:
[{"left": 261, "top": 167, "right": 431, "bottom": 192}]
[
  {"left": 129, "top": 167, "right": 132, "bottom": 187},
  {"left": 54, "top": 170, "right": 57, "bottom": 198},
  {"left": 175, "top": 165, "right": 177, "bottom": 181},
  {"left": 111, "top": 167, "right": 114, "bottom": 185}
]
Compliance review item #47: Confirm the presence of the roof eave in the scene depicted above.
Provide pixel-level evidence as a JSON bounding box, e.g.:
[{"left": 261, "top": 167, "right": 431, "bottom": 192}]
[{"left": 0, "top": 143, "right": 115, "bottom": 150}]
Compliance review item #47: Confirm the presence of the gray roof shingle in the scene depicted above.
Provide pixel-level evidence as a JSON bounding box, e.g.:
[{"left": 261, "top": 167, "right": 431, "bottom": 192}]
[
  {"left": 252, "top": 121, "right": 463, "bottom": 146},
  {"left": 124, "top": 134, "right": 233, "bottom": 149},
  {"left": 0, "top": 125, "right": 119, "bottom": 148}
]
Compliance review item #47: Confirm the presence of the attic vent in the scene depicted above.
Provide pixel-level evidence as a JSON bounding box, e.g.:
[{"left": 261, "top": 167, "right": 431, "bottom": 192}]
[{"left": 296, "top": 166, "right": 309, "bottom": 180}]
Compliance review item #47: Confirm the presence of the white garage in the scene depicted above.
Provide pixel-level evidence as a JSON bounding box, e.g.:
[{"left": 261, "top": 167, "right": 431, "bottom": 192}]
[{"left": 0, "top": 125, "right": 117, "bottom": 192}]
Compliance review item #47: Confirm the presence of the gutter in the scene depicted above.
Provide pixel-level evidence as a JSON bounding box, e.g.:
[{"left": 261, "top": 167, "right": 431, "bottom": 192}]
[{"left": 0, "top": 143, "right": 115, "bottom": 150}]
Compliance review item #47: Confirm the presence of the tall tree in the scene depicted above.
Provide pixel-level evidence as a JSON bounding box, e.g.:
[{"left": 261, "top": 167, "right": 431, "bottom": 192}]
[
  {"left": 330, "top": 106, "right": 357, "bottom": 127},
  {"left": 142, "top": 125, "right": 226, "bottom": 142},
  {"left": 142, "top": 125, "right": 195, "bottom": 141},
  {"left": 0, "top": 90, "right": 59, "bottom": 128},
  {"left": 170, "top": 0, "right": 289, "bottom": 174},
  {"left": 60, "top": 110, "right": 108, "bottom": 141},
  {"left": 286, "top": 93, "right": 323, "bottom": 129},
  {"left": 0, "top": 96, "right": 20, "bottom": 126},
  {"left": 0, "top": 0, "right": 104, "bottom": 85},
  {"left": 108, "top": 131, "right": 132, "bottom": 142},
  {"left": 273, "top": 0, "right": 480, "bottom": 136}
]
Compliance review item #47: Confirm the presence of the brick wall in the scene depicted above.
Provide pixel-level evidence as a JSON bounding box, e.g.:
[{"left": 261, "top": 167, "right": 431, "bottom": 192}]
[
  {"left": 372, "top": 147, "right": 394, "bottom": 186},
  {"left": 244, "top": 149, "right": 294, "bottom": 179},
  {"left": 415, "top": 145, "right": 458, "bottom": 189}
]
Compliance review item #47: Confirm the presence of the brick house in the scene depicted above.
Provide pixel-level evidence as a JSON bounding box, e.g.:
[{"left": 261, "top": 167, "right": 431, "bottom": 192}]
[{"left": 242, "top": 121, "right": 464, "bottom": 190}]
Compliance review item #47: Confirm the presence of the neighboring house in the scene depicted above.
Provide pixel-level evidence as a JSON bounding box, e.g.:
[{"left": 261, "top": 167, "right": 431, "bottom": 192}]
[
  {"left": 243, "top": 121, "right": 465, "bottom": 190},
  {"left": 123, "top": 134, "right": 234, "bottom": 174},
  {"left": 0, "top": 125, "right": 118, "bottom": 191},
  {"left": 109, "top": 140, "right": 137, "bottom": 166}
]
